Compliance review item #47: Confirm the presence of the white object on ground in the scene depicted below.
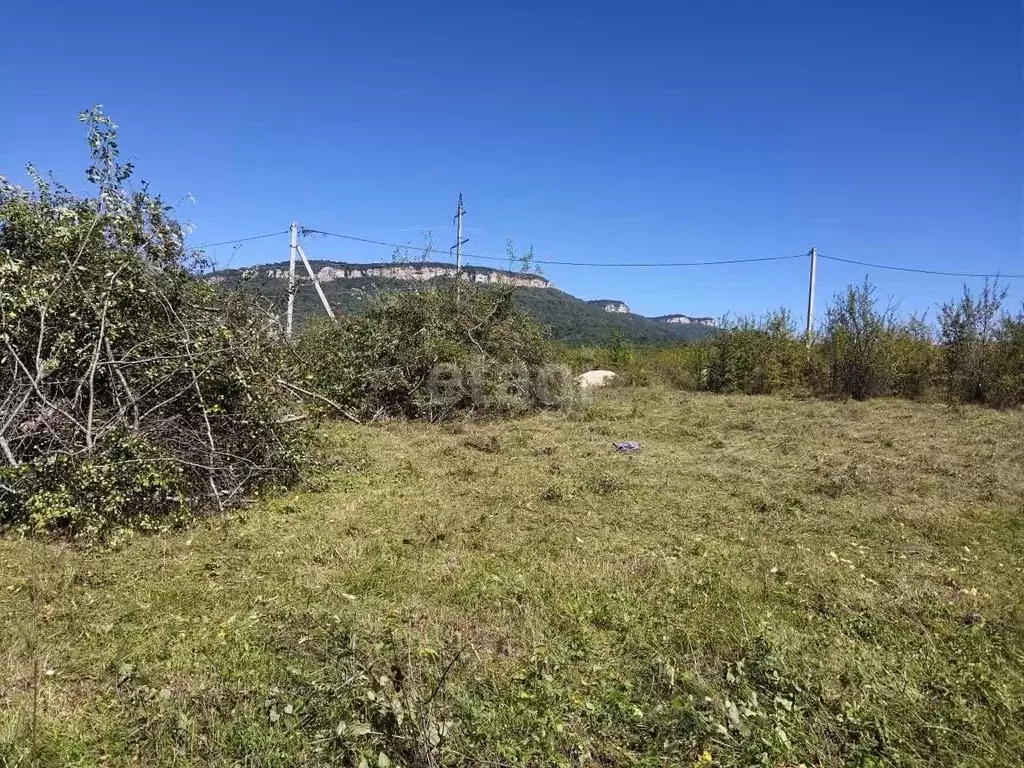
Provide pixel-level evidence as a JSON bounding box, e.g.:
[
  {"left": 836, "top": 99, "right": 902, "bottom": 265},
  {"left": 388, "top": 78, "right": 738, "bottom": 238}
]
[{"left": 576, "top": 370, "right": 617, "bottom": 389}]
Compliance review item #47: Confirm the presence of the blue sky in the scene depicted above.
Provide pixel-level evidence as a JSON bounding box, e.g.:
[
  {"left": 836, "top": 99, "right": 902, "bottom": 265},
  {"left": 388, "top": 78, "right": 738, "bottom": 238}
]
[{"left": 2, "top": 1, "right": 1020, "bottom": 323}]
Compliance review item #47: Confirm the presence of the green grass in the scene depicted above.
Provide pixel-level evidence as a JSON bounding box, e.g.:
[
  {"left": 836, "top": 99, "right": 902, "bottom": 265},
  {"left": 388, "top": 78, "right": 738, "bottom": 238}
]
[{"left": 2, "top": 390, "right": 1022, "bottom": 766}]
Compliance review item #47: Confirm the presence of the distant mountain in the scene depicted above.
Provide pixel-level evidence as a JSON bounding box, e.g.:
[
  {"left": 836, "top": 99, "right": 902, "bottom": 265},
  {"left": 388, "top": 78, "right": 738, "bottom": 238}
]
[{"left": 209, "top": 260, "right": 715, "bottom": 346}]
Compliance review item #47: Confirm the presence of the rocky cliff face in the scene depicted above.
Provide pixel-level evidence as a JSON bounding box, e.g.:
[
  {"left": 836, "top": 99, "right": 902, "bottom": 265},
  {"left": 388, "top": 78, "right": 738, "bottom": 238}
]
[
  {"left": 588, "top": 300, "right": 630, "bottom": 314},
  {"left": 229, "top": 262, "right": 551, "bottom": 289},
  {"left": 654, "top": 314, "right": 716, "bottom": 327}
]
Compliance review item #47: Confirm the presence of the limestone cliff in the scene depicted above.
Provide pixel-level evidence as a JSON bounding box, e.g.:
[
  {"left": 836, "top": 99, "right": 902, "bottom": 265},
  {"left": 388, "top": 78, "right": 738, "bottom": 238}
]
[
  {"left": 210, "top": 261, "right": 551, "bottom": 289},
  {"left": 651, "top": 314, "right": 716, "bottom": 327},
  {"left": 587, "top": 299, "right": 631, "bottom": 314}
]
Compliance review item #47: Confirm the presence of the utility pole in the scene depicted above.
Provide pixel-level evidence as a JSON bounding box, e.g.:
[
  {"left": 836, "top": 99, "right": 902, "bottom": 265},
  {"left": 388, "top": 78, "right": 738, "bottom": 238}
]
[
  {"left": 287, "top": 221, "right": 298, "bottom": 338},
  {"left": 452, "top": 193, "right": 468, "bottom": 273},
  {"left": 805, "top": 246, "right": 818, "bottom": 346}
]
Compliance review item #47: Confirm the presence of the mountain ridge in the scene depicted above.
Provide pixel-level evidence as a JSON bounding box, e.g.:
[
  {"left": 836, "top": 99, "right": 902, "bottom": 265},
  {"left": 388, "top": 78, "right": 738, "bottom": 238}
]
[
  {"left": 209, "top": 260, "right": 551, "bottom": 289},
  {"left": 210, "top": 260, "right": 715, "bottom": 345}
]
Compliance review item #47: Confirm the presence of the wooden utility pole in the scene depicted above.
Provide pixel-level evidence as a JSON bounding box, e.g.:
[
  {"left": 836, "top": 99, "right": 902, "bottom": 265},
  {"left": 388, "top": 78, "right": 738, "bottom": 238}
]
[
  {"left": 805, "top": 246, "right": 818, "bottom": 346},
  {"left": 287, "top": 221, "right": 298, "bottom": 338}
]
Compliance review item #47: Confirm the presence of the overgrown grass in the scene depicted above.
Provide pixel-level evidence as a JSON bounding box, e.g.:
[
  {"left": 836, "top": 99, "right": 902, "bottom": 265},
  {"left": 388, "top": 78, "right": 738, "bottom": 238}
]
[{"left": 2, "top": 389, "right": 1022, "bottom": 766}]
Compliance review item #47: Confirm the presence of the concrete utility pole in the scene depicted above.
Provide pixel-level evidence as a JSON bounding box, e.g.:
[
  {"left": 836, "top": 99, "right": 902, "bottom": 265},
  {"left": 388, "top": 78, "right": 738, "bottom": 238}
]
[
  {"left": 805, "top": 246, "right": 818, "bottom": 346},
  {"left": 287, "top": 221, "right": 298, "bottom": 338}
]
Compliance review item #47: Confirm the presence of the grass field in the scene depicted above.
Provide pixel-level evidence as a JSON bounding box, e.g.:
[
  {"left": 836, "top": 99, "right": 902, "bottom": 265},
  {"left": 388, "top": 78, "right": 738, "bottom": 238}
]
[{"left": 2, "top": 389, "right": 1022, "bottom": 767}]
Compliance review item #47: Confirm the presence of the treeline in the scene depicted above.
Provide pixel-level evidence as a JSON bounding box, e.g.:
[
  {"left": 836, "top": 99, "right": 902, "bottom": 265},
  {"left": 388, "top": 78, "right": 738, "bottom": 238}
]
[{"left": 567, "top": 279, "right": 1024, "bottom": 408}]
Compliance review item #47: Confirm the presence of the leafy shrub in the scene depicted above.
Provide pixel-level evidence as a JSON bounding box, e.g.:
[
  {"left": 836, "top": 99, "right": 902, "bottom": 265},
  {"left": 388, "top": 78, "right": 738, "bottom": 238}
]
[
  {"left": 293, "top": 280, "right": 571, "bottom": 421},
  {"left": 886, "top": 315, "right": 937, "bottom": 400},
  {"left": 991, "top": 307, "right": 1024, "bottom": 407},
  {"left": 938, "top": 280, "right": 1021, "bottom": 407},
  {"left": 645, "top": 346, "right": 704, "bottom": 389},
  {"left": 821, "top": 280, "right": 898, "bottom": 400},
  {"left": 702, "top": 309, "right": 804, "bottom": 395},
  {"left": 602, "top": 331, "right": 654, "bottom": 386},
  {"left": 0, "top": 108, "right": 305, "bottom": 537}
]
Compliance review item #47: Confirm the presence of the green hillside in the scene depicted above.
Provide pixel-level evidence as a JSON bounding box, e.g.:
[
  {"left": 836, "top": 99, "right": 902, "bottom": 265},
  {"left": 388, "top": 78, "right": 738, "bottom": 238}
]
[
  {"left": 513, "top": 287, "right": 711, "bottom": 344},
  {"left": 210, "top": 262, "right": 713, "bottom": 345}
]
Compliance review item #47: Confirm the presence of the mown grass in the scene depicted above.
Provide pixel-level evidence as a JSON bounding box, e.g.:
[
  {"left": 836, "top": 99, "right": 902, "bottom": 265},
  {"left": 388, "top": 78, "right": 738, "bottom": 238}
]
[{"left": 2, "top": 389, "right": 1022, "bottom": 767}]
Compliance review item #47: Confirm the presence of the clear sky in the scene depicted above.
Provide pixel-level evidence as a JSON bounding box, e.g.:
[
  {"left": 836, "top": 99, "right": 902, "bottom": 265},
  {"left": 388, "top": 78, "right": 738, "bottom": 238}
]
[{"left": 2, "top": 1, "right": 1021, "bottom": 323}]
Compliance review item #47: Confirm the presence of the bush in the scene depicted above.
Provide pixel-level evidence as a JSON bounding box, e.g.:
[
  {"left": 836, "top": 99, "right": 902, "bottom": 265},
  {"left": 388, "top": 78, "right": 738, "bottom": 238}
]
[
  {"left": 938, "top": 280, "right": 1019, "bottom": 406},
  {"left": 644, "top": 346, "right": 704, "bottom": 389},
  {"left": 820, "top": 280, "right": 897, "bottom": 400},
  {"left": 991, "top": 307, "right": 1024, "bottom": 407},
  {"left": 0, "top": 108, "right": 305, "bottom": 537},
  {"left": 885, "top": 315, "right": 937, "bottom": 400},
  {"left": 702, "top": 309, "right": 804, "bottom": 395},
  {"left": 294, "top": 280, "right": 572, "bottom": 421}
]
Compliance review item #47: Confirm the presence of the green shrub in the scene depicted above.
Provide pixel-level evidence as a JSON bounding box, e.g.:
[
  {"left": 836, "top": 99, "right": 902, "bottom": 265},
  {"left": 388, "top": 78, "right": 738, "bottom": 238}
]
[
  {"left": 938, "top": 280, "right": 1021, "bottom": 407},
  {"left": 559, "top": 282, "right": 1017, "bottom": 413},
  {"left": 821, "top": 280, "right": 897, "bottom": 400},
  {"left": 602, "top": 331, "right": 655, "bottom": 386},
  {"left": 293, "top": 280, "right": 570, "bottom": 420},
  {"left": 886, "top": 315, "right": 937, "bottom": 400},
  {"left": 0, "top": 108, "right": 305, "bottom": 537},
  {"left": 557, "top": 337, "right": 706, "bottom": 390},
  {"left": 646, "top": 346, "right": 704, "bottom": 389},
  {"left": 991, "top": 307, "right": 1024, "bottom": 407},
  {"left": 701, "top": 309, "right": 804, "bottom": 395}
]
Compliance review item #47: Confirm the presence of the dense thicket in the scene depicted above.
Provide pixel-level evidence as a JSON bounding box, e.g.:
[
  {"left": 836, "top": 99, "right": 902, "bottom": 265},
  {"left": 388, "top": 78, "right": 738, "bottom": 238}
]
[
  {"left": 0, "top": 108, "right": 305, "bottom": 537},
  {"left": 293, "top": 281, "right": 573, "bottom": 421}
]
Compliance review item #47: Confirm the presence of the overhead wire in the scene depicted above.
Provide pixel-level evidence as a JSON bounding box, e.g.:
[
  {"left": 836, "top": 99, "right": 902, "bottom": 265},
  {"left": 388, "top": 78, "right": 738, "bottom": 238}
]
[
  {"left": 300, "top": 227, "right": 808, "bottom": 267},
  {"left": 818, "top": 253, "right": 1023, "bottom": 280},
  {"left": 192, "top": 230, "right": 290, "bottom": 249},
  {"left": 185, "top": 227, "right": 1021, "bottom": 279}
]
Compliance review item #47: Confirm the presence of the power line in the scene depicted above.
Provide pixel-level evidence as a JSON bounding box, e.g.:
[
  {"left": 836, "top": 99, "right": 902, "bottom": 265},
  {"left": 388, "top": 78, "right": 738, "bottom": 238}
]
[
  {"left": 192, "top": 230, "right": 289, "bottom": 249},
  {"left": 300, "top": 227, "right": 807, "bottom": 267},
  {"left": 191, "top": 226, "right": 1022, "bottom": 278},
  {"left": 819, "top": 254, "right": 1023, "bottom": 279}
]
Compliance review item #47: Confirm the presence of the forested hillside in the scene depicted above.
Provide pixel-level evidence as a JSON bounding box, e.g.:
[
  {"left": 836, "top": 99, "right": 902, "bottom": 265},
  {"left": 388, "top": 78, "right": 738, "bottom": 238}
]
[{"left": 211, "top": 264, "right": 715, "bottom": 345}]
